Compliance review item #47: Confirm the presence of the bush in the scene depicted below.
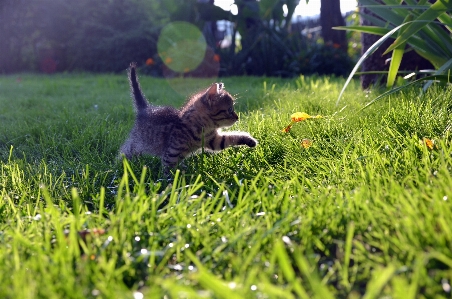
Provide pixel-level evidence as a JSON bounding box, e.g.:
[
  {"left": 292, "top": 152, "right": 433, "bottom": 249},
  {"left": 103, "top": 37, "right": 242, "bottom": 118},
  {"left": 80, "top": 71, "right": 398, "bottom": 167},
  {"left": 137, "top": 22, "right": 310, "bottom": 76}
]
[{"left": 0, "top": 0, "right": 165, "bottom": 73}]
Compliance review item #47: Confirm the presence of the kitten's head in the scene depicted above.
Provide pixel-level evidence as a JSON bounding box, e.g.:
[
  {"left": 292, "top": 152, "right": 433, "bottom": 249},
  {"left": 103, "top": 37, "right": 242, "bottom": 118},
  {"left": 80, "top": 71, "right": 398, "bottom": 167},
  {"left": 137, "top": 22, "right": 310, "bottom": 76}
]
[{"left": 201, "top": 83, "right": 238, "bottom": 128}]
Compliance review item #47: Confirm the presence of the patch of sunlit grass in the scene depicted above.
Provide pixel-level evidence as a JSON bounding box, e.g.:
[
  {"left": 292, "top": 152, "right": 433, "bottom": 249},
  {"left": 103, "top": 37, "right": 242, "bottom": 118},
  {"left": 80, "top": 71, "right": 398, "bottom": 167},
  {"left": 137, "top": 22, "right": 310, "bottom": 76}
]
[{"left": 0, "top": 74, "right": 451, "bottom": 297}]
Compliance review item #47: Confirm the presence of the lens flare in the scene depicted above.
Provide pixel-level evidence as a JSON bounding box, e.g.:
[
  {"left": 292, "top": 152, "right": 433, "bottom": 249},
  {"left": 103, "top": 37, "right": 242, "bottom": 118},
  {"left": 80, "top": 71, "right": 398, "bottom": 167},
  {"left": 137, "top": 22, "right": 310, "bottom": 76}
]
[{"left": 157, "top": 22, "right": 207, "bottom": 74}]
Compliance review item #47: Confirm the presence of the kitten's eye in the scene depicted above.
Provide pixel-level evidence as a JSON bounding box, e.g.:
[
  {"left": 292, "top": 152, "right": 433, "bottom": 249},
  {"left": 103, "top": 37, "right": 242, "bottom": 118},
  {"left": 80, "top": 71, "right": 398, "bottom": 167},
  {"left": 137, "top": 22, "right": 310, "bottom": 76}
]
[{"left": 228, "top": 107, "right": 234, "bottom": 114}]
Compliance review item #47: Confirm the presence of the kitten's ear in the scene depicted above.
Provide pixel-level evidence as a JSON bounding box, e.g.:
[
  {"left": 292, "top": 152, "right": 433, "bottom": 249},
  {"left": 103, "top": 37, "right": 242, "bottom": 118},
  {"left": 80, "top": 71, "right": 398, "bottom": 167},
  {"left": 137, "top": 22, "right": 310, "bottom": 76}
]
[
  {"left": 204, "top": 83, "right": 224, "bottom": 106},
  {"left": 207, "top": 83, "right": 223, "bottom": 97}
]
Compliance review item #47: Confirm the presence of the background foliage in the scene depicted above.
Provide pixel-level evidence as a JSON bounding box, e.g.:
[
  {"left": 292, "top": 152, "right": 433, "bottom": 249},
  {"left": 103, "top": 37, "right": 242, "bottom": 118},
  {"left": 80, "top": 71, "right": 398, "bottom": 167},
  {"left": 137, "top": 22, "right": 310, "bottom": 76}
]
[
  {"left": 342, "top": 0, "right": 451, "bottom": 85},
  {"left": 0, "top": 0, "right": 353, "bottom": 77}
]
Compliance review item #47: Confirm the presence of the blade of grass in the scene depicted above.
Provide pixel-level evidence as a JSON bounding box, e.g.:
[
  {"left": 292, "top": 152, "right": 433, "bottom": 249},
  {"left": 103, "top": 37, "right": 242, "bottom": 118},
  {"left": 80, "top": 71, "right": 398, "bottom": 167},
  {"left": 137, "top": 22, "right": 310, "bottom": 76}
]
[
  {"left": 273, "top": 240, "right": 310, "bottom": 299},
  {"left": 342, "top": 221, "right": 355, "bottom": 290},
  {"left": 362, "top": 265, "right": 397, "bottom": 299},
  {"left": 360, "top": 74, "right": 451, "bottom": 110},
  {"left": 186, "top": 250, "right": 245, "bottom": 299}
]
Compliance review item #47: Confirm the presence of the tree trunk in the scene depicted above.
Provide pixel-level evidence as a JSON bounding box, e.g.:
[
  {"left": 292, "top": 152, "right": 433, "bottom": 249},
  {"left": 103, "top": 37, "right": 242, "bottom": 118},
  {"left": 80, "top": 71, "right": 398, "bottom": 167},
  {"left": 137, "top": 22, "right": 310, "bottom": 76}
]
[{"left": 320, "top": 0, "right": 347, "bottom": 51}]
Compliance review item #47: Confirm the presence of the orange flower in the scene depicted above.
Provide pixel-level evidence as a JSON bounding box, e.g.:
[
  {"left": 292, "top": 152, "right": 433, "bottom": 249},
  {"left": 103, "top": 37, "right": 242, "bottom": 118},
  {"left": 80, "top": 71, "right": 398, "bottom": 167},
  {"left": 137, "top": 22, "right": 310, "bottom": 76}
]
[
  {"left": 282, "top": 125, "right": 292, "bottom": 133},
  {"left": 145, "top": 58, "right": 154, "bottom": 66},
  {"left": 282, "top": 112, "right": 323, "bottom": 133},
  {"left": 301, "top": 138, "right": 313, "bottom": 148},
  {"left": 213, "top": 54, "right": 221, "bottom": 62},
  {"left": 423, "top": 138, "right": 435, "bottom": 150},
  {"left": 291, "top": 112, "right": 311, "bottom": 122},
  {"left": 291, "top": 112, "right": 322, "bottom": 122},
  {"left": 165, "top": 57, "right": 173, "bottom": 64}
]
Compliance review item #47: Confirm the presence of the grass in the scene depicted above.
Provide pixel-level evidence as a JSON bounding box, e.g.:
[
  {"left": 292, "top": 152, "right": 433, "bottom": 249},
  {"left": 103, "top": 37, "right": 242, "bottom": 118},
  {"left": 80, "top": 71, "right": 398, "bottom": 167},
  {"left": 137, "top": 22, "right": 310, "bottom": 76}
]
[{"left": 0, "top": 72, "right": 451, "bottom": 298}]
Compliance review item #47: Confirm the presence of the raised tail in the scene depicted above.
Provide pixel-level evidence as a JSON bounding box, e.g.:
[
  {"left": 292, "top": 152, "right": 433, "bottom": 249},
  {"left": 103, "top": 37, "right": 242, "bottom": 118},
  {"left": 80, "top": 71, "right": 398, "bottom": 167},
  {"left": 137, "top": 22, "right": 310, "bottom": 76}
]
[{"left": 128, "top": 62, "right": 149, "bottom": 112}]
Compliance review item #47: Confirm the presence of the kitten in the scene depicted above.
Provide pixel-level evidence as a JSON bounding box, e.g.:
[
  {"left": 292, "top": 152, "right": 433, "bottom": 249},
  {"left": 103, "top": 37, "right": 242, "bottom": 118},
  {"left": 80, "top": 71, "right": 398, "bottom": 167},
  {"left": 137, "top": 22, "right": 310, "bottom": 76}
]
[{"left": 120, "top": 63, "right": 257, "bottom": 170}]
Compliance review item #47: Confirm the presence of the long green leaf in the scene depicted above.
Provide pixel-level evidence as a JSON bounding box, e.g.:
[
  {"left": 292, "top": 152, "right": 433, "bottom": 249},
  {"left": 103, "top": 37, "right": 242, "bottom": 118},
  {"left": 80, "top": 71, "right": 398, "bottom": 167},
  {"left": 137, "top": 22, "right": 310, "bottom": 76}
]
[
  {"left": 334, "top": 25, "right": 390, "bottom": 35},
  {"left": 359, "top": 11, "right": 391, "bottom": 27},
  {"left": 384, "top": 0, "right": 452, "bottom": 54},
  {"left": 422, "top": 58, "right": 452, "bottom": 90},
  {"left": 387, "top": 45, "right": 406, "bottom": 88},
  {"left": 361, "top": 5, "right": 431, "bottom": 9},
  {"left": 336, "top": 22, "right": 410, "bottom": 106},
  {"left": 337, "top": 25, "right": 445, "bottom": 67},
  {"left": 438, "top": 13, "right": 452, "bottom": 31},
  {"left": 359, "top": 0, "right": 406, "bottom": 25},
  {"left": 387, "top": 14, "right": 413, "bottom": 88},
  {"left": 338, "top": 23, "right": 450, "bottom": 64}
]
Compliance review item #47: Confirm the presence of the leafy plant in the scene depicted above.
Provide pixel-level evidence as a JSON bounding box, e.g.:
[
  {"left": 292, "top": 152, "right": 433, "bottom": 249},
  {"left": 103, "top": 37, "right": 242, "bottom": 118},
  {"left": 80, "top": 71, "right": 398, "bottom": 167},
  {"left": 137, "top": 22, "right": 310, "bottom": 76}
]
[{"left": 336, "top": 0, "right": 452, "bottom": 106}]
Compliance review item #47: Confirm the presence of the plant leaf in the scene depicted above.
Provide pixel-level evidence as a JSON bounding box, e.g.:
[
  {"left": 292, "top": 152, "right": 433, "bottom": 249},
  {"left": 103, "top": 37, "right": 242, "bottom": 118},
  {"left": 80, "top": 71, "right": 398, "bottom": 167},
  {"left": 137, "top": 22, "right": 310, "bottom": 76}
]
[
  {"left": 336, "top": 22, "right": 410, "bottom": 106},
  {"left": 422, "top": 58, "right": 452, "bottom": 90},
  {"left": 387, "top": 14, "right": 414, "bottom": 88},
  {"left": 334, "top": 25, "right": 390, "bottom": 35},
  {"left": 384, "top": 0, "right": 452, "bottom": 54},
  {"left": 387, "top": 45, "right": 406, "bottom": 87}
]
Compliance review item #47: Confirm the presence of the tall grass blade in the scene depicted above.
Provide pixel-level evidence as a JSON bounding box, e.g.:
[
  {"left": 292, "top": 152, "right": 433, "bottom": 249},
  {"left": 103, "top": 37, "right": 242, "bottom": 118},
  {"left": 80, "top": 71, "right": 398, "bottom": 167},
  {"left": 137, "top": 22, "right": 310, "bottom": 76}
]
[
  {"left": 186, "top": 250, "right": 245, "bottom": 299},
  {"left": 361, "top": 74, "right": 451, "bottom": 110},
  {"left": 362, "top": 265, "right": 397, "bottom": 299},
  {"left": 273, "top": 240, "right": 310, "bottom": 299}
]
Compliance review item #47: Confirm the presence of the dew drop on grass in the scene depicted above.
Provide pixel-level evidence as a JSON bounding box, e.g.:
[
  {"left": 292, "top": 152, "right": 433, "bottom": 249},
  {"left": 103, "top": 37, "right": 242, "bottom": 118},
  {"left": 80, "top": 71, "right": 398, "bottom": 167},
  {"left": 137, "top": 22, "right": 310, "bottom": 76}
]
[
  {"left": 168, "top": 243, "right": 174, "bottom": 248},
  {"left": 282, "top": 236, "right": 292, "bottom": 245},
  {"left": 135, "top": 236, "right": 140, "bottom": 242},
  {"left": 221, "top": 236, "right": 228, "bottom": 243},
  {"left": 223, "top": 190, "right": 233, "bottom": 208},
  {"left": 250, "top": 285, "right": 257, "bottom": 291},
  {"left": 133, "top": 291, "right": 144, "bottom": 299},
  {"left": 443, "top": 196, "right": 448, "bottom": 201},
  {"left": 228, "top": 282, "right": 237, "bottom": 289},
  {"left": 140, "top": 249, "right": 148, "bottom": 255},
  {"left": 103, "top": 236, "right": 113, "bottom": 248},
  {"left": 170, "top": 264, "right": 183, "bottom": 271},
  {"left": 186, "top": 224, "right": 192, "bottom": 229},
  {"left": 91, "top": 289, "right": 100, "bottom": 296},
  {"left": 442, "top": 279, "right": 451, "bottom": 293},
  {"left": 33, "top": 214, "right": 41, "bottom": 221},
  {"left": 290, "top": 218, "right": 301, "bottom": 226}
]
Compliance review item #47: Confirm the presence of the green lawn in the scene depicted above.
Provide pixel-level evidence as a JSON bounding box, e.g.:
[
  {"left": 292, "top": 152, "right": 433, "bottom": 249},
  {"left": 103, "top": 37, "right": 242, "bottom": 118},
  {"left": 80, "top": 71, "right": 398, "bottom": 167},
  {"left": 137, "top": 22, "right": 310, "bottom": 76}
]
[{"left": 0, "top": 72, "right": 451, "bottom": 298}]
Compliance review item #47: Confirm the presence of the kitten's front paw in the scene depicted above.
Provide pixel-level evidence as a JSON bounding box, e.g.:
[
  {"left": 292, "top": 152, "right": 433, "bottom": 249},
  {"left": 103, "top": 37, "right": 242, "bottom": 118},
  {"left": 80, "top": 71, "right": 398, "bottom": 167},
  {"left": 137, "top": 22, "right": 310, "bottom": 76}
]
[{"left": 246, "top": 137, "right": 258, "bottom": 148}]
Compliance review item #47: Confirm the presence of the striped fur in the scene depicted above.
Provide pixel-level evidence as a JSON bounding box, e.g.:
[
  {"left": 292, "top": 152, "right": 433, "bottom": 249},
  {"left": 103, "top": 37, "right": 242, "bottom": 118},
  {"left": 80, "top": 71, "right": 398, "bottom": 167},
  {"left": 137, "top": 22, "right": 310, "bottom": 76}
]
[{"left": 120, "top": 63, "right": 257, "bottom": 170}]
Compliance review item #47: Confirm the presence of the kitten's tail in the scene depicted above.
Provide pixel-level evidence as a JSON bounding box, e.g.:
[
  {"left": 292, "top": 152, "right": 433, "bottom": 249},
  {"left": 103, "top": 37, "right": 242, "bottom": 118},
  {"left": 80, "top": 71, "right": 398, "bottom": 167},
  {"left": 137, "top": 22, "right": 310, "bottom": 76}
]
[{"left": 128, "top": 62, "right": 149, "bottom": 112}]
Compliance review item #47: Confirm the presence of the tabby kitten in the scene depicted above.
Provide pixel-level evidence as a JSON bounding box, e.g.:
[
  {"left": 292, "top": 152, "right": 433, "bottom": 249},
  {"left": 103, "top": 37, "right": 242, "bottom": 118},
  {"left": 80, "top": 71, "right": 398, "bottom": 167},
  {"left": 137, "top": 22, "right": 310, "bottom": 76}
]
[{"left": 120, "top": 63, "right": 257, "bottom": 170}]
